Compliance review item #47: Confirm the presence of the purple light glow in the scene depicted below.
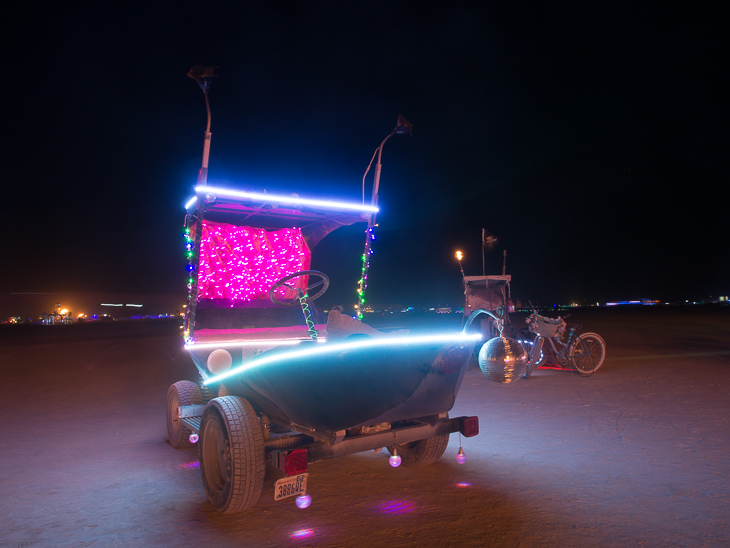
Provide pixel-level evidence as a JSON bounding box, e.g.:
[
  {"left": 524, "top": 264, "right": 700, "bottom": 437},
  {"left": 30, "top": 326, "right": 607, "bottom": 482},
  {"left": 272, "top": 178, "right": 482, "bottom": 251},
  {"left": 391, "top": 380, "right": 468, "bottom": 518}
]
[
  {"left": 178, "top": 461, "right": 200, "bottom": 469},
  {"left": 295, "top": 494, "right": 312, "bottom": 508},
  {"left": 389, "top": 454, "right": 402, "bottom": 467},
  {"left": 197, "top": 221, "right": 311, "bottom": 303},
  {"left": 290, "top": 529, "right": 314, "bottom": 539},
  {"left": 456, "top": 482, "right": 471, "bottom": 487},
  {"left": 374, "top": 500, "right": 416, "bottom": 515}
]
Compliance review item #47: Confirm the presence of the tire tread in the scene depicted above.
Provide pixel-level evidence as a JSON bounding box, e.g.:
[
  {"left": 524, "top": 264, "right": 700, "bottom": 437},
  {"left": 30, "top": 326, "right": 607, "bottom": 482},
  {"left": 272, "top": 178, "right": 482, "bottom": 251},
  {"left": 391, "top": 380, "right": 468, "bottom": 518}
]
[
  {"left": 201, "top": 396, "right": 265, "bottom": 513},
  {"left": 166, "top": 380, "right": 202, "bottom": 449}
]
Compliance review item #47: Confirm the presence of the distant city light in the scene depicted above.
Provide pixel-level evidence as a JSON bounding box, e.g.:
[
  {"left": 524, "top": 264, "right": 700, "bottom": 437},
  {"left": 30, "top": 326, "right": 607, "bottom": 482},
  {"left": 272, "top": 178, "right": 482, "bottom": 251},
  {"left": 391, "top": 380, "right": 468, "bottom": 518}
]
[
  {"left": 125, "top": 304, "right": 143, "bottom": 307},
  {"left": 605, "top": 300, "right": 660, "bottom": 306},
  {"left": 193, "top": 185, "right": 379, "bottom": 213},
  {"left": 101, "top": 303, "right": 124, "bottom": 307}
]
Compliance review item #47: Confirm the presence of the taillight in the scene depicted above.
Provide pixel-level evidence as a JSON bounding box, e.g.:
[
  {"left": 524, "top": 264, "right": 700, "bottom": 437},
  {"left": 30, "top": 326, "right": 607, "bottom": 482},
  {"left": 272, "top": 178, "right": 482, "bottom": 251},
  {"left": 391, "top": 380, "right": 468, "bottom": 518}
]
[
  {"left": 459, "top": 416, "right": 479, "bottom": 438},
  {"left": 277, "top": 448, "right": 308, "bottom": 476}
]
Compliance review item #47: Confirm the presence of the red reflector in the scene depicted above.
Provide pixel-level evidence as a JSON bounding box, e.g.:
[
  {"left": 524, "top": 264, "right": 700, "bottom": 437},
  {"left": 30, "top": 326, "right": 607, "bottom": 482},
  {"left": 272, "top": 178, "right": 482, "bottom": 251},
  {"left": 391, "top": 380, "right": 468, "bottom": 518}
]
[
  {"left": 283, "top": 448, "right": 308, "bottom": 476},
  {"left": 460, "top": 416, "right": 479, "bottom": 438}
]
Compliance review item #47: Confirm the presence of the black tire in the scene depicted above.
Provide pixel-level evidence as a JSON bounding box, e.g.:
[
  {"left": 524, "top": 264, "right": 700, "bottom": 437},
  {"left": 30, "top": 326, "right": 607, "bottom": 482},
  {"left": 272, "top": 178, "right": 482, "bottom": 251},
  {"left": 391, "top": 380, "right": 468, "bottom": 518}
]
[
  {"left": 199, "top": 396, "right": 265, "bottom": 514},
  {"left": 166, "top": 381, "right": 202, "bottom": 449},
  {"left": 386, "top": 434, "right": 450, "bottom": 466},
  {"left": 569, "top": 332, "right": 606, "bottom": 376}
]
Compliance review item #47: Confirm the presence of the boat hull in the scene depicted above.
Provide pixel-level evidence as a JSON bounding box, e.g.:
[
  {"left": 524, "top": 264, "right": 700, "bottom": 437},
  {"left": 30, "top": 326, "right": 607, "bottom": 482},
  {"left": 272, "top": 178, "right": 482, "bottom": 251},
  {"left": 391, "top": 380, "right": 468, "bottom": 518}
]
[{"left": 197, "top": 338, "right": 476, "bottom": 432}]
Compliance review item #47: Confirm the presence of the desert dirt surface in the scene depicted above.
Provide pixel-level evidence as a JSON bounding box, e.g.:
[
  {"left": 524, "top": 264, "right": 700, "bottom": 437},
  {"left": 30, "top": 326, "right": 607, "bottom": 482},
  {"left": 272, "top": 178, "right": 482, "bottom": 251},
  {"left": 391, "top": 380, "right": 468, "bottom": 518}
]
[{"left": 1, "top": 307, "right": 728, "bottom": 547}]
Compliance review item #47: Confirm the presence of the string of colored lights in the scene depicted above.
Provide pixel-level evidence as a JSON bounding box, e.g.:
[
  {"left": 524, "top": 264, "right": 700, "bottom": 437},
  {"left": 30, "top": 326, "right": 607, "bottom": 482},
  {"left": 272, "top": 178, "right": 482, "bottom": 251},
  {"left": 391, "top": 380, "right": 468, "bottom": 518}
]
[
  {"left": 183, "top": 226, "right": 195, "bottom": 340},
  {"left": 197, "top": 221, "right": 311, "bottom": 303},
  {"left": 356, "top": 226, "right": 375, "bottom": 319},
  {"left": 297, "top": 291, "right": 318, "bottom": 341}
]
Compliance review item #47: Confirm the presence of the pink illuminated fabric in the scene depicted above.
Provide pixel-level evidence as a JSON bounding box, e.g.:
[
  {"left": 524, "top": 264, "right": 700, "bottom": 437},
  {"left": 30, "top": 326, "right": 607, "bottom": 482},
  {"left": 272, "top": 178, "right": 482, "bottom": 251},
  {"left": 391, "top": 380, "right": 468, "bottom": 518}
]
[{"left": 197, "top": 221, "right": 311, "bottom": 303}]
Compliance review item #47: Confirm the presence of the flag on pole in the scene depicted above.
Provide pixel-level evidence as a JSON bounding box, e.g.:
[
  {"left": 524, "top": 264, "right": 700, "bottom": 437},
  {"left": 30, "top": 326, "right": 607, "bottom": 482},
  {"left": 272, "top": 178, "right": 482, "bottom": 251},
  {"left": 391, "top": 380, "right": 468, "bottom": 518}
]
[{"left": 482, "top": 229, "right": 498, "bottom": 251}]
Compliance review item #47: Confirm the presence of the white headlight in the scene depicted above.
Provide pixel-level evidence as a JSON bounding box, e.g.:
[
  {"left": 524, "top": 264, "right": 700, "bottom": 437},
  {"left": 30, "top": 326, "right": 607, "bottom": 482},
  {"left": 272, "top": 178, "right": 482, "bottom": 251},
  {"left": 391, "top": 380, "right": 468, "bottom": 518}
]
[{"left": 206, "top": 349, "right": 232, "bottom": 374}]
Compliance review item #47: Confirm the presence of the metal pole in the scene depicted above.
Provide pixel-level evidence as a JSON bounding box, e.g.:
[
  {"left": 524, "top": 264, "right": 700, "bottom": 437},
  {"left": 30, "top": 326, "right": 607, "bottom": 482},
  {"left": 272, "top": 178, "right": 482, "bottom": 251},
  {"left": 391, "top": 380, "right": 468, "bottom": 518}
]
[
  {"left": 369, "top": 133, "right": 393, "bottom": 228},
  {"left": 482, "top": 228, "right": 486, "bottom": 276},
  {"left": 197, "top": 92, "right": 212, "bottom": 186}
]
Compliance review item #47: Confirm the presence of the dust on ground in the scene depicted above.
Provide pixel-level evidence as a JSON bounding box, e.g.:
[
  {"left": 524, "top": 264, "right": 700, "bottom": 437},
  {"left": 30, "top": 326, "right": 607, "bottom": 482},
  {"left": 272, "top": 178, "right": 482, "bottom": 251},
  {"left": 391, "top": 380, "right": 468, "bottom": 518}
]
[{"left": 1, "top": 307, "right": 728, "bottom": 547}]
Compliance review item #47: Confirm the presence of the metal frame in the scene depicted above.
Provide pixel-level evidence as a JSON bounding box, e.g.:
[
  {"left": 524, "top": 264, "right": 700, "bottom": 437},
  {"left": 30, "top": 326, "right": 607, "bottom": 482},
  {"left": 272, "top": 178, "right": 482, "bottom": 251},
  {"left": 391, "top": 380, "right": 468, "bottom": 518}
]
[
  {"left": 182, "top": 188, "right": 375, "bottom": 342},
  {"left": 179, "top": 403, "right": 475, "bottom": 465}
]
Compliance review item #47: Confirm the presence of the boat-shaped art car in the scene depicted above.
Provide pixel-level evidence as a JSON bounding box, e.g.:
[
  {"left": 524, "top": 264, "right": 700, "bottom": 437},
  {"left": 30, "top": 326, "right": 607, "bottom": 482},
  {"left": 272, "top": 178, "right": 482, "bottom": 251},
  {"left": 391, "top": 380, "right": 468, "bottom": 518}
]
[{"left": 166, "top": 186, "right": 483, "bottom": 513}]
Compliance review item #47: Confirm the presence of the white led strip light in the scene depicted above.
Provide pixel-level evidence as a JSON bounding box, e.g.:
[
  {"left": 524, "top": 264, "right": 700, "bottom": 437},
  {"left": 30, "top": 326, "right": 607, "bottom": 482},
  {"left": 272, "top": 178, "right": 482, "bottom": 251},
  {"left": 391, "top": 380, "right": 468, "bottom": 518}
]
[
  {"left": 203, "top": 332, "right": 481, "bottom": 385},
  {"left": 185, "top": 338, "right": 320, "bottom": 351},
  {"left": 192, "top": 185, "right": 379, "bottom": 213}
]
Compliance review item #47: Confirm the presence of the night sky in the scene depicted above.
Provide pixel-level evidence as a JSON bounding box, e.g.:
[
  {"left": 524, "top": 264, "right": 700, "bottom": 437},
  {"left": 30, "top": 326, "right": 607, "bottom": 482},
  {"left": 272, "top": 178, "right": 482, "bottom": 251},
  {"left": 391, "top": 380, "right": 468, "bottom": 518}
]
[{"left": 7, "top": 3, "right": 728, "bottom": 311}]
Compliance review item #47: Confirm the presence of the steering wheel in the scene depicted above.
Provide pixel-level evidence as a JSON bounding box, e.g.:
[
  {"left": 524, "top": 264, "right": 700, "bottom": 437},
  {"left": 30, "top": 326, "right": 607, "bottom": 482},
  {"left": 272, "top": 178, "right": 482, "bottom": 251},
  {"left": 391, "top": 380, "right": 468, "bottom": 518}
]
[{"left": 268, "top": 270, "right": 330, "bottom": 306}]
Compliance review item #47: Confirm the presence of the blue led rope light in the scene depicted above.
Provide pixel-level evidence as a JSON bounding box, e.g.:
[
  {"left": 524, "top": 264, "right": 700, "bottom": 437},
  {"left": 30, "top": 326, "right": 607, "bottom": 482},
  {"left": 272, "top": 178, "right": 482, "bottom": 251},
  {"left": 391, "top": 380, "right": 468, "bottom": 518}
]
[{"left": 203, "top": 332, "right": 481, "bottom": 385}]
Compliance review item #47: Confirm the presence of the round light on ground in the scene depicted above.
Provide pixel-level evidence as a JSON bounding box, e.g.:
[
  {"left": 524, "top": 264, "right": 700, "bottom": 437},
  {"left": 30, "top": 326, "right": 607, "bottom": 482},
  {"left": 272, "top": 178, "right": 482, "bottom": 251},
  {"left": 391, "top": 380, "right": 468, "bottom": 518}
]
[
  {"left": 389, "top": 455, "right": 402, "bottom": 467},
  {"left": 295, "top": 494, "right": 312, "bottom": 508},
  {"left": 456, "top": 447, "right": 466, "bottom": 464},
  {"left": 189, "top": 434, "right": 199, "bottom": 444},
  {"left": 478, "top": 336, "right": 527, "bottom": 383},
  {"left": 206, "top": 349, "right": 232, "bottom": 374}
]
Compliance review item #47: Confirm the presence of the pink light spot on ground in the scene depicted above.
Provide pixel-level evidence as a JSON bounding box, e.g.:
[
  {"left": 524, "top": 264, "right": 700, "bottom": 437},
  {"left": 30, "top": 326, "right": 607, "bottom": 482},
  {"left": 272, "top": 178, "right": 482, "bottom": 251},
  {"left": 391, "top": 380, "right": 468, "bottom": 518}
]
[
  {"left": 456, "top": 482, "right": 472, "bottom": 487},
  {"left": 290, "top": 528, "right": 314, "bottom": 539},
  {"left": 178, "top": 461, "right": 200, "bottom": 469},
  {"left": 374, "top": 500, "right": 416, "bottom": 514}
]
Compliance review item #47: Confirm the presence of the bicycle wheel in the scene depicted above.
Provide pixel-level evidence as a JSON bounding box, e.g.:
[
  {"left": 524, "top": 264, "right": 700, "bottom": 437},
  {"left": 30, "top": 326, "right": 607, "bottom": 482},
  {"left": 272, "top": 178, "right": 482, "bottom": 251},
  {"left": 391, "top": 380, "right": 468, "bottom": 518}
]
[{"left": 568, "top": 333, "right": 606, "bottom": 376}]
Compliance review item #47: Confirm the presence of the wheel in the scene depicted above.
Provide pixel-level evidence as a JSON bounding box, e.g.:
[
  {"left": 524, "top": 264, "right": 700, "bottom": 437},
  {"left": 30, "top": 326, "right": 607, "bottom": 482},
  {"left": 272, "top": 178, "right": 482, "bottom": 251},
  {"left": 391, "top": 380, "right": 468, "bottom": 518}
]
[
  {"left": 199, "top": 396, "right": 265, "bottom": 513},
  {"left": 569, "top": 332, "right": 606, "bottom": 376},
  {"left": 386, "top": 434, "right": 449, "bottom": 466},
  {"left": 166, "top": 381, "right": 202, "bottom": 449},
  {"left": 268, "top": 270, "right": 329, "bottom": 306}
]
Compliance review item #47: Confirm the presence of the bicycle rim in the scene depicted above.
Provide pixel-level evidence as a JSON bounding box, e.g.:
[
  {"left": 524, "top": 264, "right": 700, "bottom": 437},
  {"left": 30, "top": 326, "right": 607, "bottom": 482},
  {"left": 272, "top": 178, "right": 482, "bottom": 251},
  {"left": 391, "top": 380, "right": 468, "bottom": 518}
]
[{"left": 569, "top": 334, "right": 606, "bottom": 376}]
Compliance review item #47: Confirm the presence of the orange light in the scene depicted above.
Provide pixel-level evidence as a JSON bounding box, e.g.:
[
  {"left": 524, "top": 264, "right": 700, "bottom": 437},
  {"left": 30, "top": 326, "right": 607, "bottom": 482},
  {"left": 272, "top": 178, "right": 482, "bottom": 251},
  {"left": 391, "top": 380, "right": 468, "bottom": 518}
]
[
  {"left": 455, "top": 251, "right": 463, "bottom": 261},
  {"left": 60, "top": 309, "right": 69, "bottom": 315}
]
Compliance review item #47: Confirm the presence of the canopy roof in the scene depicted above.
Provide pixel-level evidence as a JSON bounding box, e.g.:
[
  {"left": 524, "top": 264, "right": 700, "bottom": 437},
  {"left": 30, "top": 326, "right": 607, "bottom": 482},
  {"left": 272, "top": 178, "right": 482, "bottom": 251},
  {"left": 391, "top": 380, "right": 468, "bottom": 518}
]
[
  {"left": 185, "top": 185, "right": 375, "bottom": 229},
  {"left": 463, "top": 275, "right": 511, "bottom": 288}
]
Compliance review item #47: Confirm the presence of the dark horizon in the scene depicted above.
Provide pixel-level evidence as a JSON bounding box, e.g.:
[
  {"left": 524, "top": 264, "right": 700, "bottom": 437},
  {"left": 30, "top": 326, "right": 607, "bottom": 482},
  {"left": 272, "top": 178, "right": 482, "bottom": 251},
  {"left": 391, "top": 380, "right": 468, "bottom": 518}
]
[{"left": 6, "top": 4, "right": 728, "bottom": 315}]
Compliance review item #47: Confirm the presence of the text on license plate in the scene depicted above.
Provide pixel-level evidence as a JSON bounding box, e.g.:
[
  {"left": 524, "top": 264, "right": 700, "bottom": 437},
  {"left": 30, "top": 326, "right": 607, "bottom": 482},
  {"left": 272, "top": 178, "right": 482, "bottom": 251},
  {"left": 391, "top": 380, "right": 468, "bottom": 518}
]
[{"left": 274, "top": 473, "right": 308, "bottom": 501}]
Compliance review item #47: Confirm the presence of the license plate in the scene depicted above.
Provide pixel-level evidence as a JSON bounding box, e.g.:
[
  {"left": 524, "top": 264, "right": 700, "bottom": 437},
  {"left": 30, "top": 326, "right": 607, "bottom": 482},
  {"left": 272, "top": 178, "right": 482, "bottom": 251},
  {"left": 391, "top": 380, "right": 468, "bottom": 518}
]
[{"left": 274, "top": 473, "right": 308, "bottom": 501}]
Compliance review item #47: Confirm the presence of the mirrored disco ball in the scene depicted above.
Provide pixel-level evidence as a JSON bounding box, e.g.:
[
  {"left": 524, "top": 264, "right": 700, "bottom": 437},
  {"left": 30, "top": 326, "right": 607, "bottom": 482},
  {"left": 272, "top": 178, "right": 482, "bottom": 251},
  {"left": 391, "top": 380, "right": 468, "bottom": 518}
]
[{"left": 478, "top": 337, "right": 528, "bottom": 383}]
